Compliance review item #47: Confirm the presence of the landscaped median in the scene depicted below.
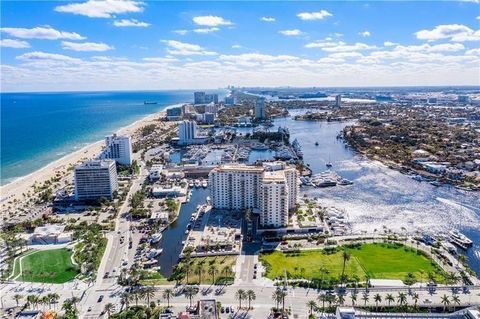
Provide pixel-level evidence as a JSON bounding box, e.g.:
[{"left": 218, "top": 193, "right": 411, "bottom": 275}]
[
  {"left": 11, "top": 248, "right": 79, "bottom": 284},
  {"left": 259, "top": 243, "right": 447, "bottom": 286}
]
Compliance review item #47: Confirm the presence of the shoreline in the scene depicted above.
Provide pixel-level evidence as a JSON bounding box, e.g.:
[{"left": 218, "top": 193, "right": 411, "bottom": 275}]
[{"left": 0, "top": 104, "right": 182, "bottom": 206}]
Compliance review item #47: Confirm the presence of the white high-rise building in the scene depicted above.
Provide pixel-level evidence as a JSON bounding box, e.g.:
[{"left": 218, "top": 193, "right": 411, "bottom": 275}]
[
  {"left": 255, "top": 98, "right": 266, "bottom": 120},
  {"left": 209, "top": 162, "right": 298, "bottom": 228},
  {"left": 100, "top": 134, "right": 133, "bottom": 166},
  {"left": 178, "top": 120, "right": 198, "bottom": 145},
  {"left": 74, "top": 160, "right": 118, "bottom": 200}
]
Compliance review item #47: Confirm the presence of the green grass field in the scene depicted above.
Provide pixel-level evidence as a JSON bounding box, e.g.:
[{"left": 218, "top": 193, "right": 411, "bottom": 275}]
[
  {"left": 260, "top": 243, "right": 445, "bottom": 284},
  {"left": 13, "top": 248, "right": 79, "bottom": 283}
]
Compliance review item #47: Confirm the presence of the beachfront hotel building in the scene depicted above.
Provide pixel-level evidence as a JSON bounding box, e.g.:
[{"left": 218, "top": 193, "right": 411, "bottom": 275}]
[
  {"left": 74, "top": 159, "right": 118, "bottom": 200},
  {"left": 99, "top": 134, "right": 133, "bottom": 166},
  {"left": 208, "top": 162, "right": 298, "bottom": 228}
]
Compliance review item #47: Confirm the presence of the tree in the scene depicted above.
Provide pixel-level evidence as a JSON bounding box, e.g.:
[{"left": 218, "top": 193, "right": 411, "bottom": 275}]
[
  {"left": 208, "top": 264, "right": 217, "bottom": 285},
  {"left": 341, "top": 250, "right": 350, "bottom": 286},
  {"left": 337, "top": 294, "right": 345, "bottom": 306},
  {"left": 162, "top": 288, "right": 173, "bottom": 308},
  {"left": 386, "top": 294, "right": 394, "bottom": 307},
  {"left": 397, "top": 292, "right": 407, "bottom": 309},
  {"left": 235, "top": 289, "right": 246, "bottom": 309},
  {"left": 143, "top": 287, "right": 155, "bottom": 306},
  {"left": 451, "top": 294, "right": 460, "bottom": 311},
  {"left": 350, "top": 293, "right": 358, "bottom": 307},
  {"left": 104, "top": 303, "right": 115, "bottom": 318},
  {"left": 440, "top": 294, "right": 450, "bottom": 312},
  {"left": 13, "top": 294, "right": 23, "bottom": 307},
  {"left": 362, "top": 292, "right": 369, "bottom": 307},
  {"left": 195, "top": 263, "right": 203, "bottom": 284},
  {"left": 272, "top": 287, "right": 286, "bottom": 311},
  {"left": 184, "top": 285, "right": 198, "bottom": 308},
  {"left": 120, "top": 292, "right": 130, "bottom": 311},
  {"left": 307, "top": 300, "right": 317, "bottom": 315},
  {"left": 412, "top": 293, "right": 419, "bottom": 309},
  {"left": 246, "top": 290, "right": 256, "bottom": 309},
  {"left": 374, "top": 293, "right": 382, "bottom": 311}
]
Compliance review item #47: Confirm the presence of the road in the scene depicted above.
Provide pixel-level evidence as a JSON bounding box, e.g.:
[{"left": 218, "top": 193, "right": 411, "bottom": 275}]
[{"left": 79, "top": 161, "right": 149, "bottom": 317}]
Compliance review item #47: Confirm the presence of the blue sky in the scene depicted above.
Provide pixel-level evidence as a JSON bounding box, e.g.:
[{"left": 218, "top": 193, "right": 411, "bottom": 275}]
[{"left": 1, "top": 1, "right": 479, "bottom": 92}]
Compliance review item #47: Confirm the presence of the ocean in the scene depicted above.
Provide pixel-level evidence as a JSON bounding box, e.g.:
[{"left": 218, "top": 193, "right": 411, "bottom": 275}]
[{"left": 0, "top": 90, "right": 223, "bottom": 185}]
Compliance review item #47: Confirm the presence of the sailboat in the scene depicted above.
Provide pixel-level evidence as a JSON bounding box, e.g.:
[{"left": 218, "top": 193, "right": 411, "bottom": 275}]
[{"left": 326, "top": 155, "right": 333, "bottom": 168}]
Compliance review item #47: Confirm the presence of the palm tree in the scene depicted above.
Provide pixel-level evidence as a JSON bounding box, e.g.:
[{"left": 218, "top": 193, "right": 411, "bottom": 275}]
[
  {"left": 362, "top": 292, "right": 369, "bottom": 307},
  {"left": 195, "top": 263, "right": 203, "bottom": 284},
  {"left": 143, "top": 287, "right": 155, "bottom": 306},
  {"left": 307, "top": 300, "right": 317, "bottom": 315},
  {"left": 208, "top": 265, "right": 217, "bottom": 285},
  {"left": 451, "top": 294, "right": 460, "bottom": 311},
  {"left": 163, "top": 288, "right": 173, "bottom": 308},
  {"left": 27, "top": 295, "right": 38, "bottom": 310},
  {"left": 120, "top": 292, "right": 130, "bottom": 311},
  {"left": 386, "top": 294, "right": 394, "bottom": 307},
  {"left": 318, "top": 293, "right": 328, "bottom": 311},
  {"left": 350, "top": 293, "right": 358, "bottom": 307},
  {"left": 13, "top": 294, "right": 23, "bottom": 307},
  {"left": 272, "top": 288, "right": 282, "bottom": 309},
  {"left": 235, "top": 289, "right": 246, "bottom": 309},
  {"left": 337, "top": 294, "right": 345, "bottom": 306},
  {"left": 246, "top": 290, "right": 256, "bottom": 309},
  {"left": 412, "top": 293, "right": 419, "bottom": 309},
  {"left": 397, "top": 292, "right": 407, "bottom": 309},
  {"left": 104, "top": 303, "right": 115, "bottom": 318},
  {"left": 441, "top": 294, "right": 450, "bottom": 312},
  {"left": 49, "top": 293, "right": 59, "bottom": 310},
  {"left": 341, "top": 250, "right": 350, "bottom": 286},
  {"left": 374, "top": 293, "right": 382, "bottom": 311},
  {"left": 184, "top": 285, "right": 198, "bottom": 308},
  {"left": 131, "top": 289, "right": 140, "bottom": 306}
]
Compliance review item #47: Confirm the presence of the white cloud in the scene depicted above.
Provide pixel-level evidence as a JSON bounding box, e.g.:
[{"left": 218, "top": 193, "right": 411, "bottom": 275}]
[
  {"left": 142, "top": 57, "right": 178, "bottom": 63},
  {"left": 322, "top": 42, "right": 378, "bottom": 52},
  {"left": 113, "top": 19, "right": 150, "bottom": 27},
  {"left": 297, "top": 10, "right": 332, "bottom": 20},
  {"left": 192, "top": 16, "right": 232, "bottom": 27},
  {"left": 261, "top": 17, "right": 275, "bottom": 22},
  {"left": 305, "top": 40, "right": 340, "bottom": 48},
  {"left": 466, "top": 48, "right": 480, "bottom": 55},
  {"left": 193, "top": 27, "right": 220, "bottom": 34},
  {"left": 415, "top": 24, "right": 480, "bottom": 42},
  {"left": 0, "top": 26, "right": 85, "bottom": 40},
  {"left": 16, "top": 51, "right": 81, "bottom": 63},
  {"left": 359, "top": 31, "right": 371, "bottom": 37},
  {"left": 173, "top": 30, "right": 188, "bottom": 35},
  {"left": 55, "top": 0, "right": 144, "bottom": 18},
  {"left": 328, "top": 52, "right": 363, "bottom": 59},
  {"left": 279, "top": 29, "right": 302, "bottom": 36},
  {"left": 219, "top": 53, "right": 299, "bottom": 63},
  {"left": 163, "top": 40, "right": 217, "bottom": 56},
  {"left": 384, "top": 41, "right": 398, "bottom": 47},
  {"left": 477, "top": 16, "right": 480, "bottom": 20},
  {"left": 0, "top": 39, "right": 30, "bottom": 48},
  {"left": 396, "top": 43, "right": 465, "bottom": 52},
  {"left": 62, "top": 41, "right": 114, "bottom": 52},
  {"left": 232, "top": 44, "right": 242, "bottom": 49}
]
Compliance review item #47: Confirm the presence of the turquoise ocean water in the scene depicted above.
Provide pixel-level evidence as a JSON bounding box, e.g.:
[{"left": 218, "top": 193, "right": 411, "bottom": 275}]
[{"left": 0, "top": 90, "right": 222, "bottom": 185}]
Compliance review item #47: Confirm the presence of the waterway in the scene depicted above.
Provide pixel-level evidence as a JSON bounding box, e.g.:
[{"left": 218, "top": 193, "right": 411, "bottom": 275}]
[
  {"left": 158, "top": 188, "right": 209, "bottom": 277},
  {"left": 157, "top": 109, "right": 480, "bottom": 277}
]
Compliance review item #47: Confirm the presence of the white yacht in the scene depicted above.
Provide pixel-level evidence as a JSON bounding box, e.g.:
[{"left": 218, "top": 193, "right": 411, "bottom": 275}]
[
  {"left": 449, "top": 230, "right": 473, "bottom": 248},
  {"left": 149, "top": 233, "right": 162, "bottom": 244}
]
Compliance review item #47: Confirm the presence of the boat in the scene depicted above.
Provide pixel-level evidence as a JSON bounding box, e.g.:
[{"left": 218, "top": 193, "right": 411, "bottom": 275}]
[
  {"left": 338, "top": 178, "right": 353, "bottom": 186},
  {"left": 147, "top": 249, "right": 163, "bottom": 259},
  {"left": 144, "top": 101, "right": 158, "bottom": 105},
  {"left": 317, "top": 180, "right": 337, "bottom": 187},
  {"left": 315, "top": 142, "right": 319, "bottom": 146},
  {"left": 185, "top": 229, "right": 189, "bottom": 235},
  {"left": 326, "top": 162, "right": 333, "bottom": 168},
  {"left": 194, "top": 180, "right": 201, "bottom": 188},
  {"left": 202, "top": 181, "right": 208, "bottom": 188},
  {"left": 188, "top": 182, "right": 194, "bottom": 188},
  {"left": 411, "top": 175, "right": 423, "bottom": 182},
  {"left": 449, "top": 230, "right": 473, "bottom": 248},
  {"left": 441, "top": 241, "right": 457, "bottom": 254},
  {"left": 251, "top": 143, "right": 269, "bottom": 151},
  {"left": 149, "top": 233, "right": 162, "bottom": 244},
  {"left": 430, "top": 180, "right": 442, "bottom": 187}
]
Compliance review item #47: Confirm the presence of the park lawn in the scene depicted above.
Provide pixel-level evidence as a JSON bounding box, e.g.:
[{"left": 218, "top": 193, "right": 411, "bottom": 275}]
[
  {"left": 347, "top": 243, "right": 445, "bottom": 282},
  {"left": 260, "top": 249, "right": 366, "bottom": 281},
  {"left": 260, "top": 243, "right": 445, "bottom": 284},
  {"left": 181, "top": 255, "right": 237, "bottom": 285},
  {"left": 17, "top": 248, "right": 79, "bottom": 284}
]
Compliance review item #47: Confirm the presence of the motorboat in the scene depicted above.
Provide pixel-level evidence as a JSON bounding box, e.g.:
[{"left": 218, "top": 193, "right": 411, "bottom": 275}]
[
  {"left": 338, "top": 178, "right": 353, "bottom": 186},
  {"left": 149, "top": 233, "right": 162, "bottom": 244},
  {"left": 317, "top": 180, "right": 337, "bottom": 187},
  {"left": 147, "top": 249, "right": 163, "bottom": 259},
  {"left": 326, "top": 162, "right": 333, "bottom": 168},
  {"left": 188, "top": 182, "right": 194, "bottom": 188},
  {"left": 315, "top": 142, "right": 319, "bottom": 146},
  {"left": 449, "top": 230, "right": 473, "bottom": 248},
  {"left": 202, "top": 180, "right": 208, "bottom": 188},
  {"left": 194, "top": 180, "right": 201, "bottom": 188}
]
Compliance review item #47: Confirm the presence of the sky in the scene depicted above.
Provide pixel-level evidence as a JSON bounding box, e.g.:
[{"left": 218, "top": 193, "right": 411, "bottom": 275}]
[{"left": 1, "top": 0, "right": 479, "bottom": 92}]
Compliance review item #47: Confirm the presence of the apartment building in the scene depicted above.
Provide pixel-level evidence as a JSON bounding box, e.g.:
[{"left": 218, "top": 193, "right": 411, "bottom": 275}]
[{"left": 74, "top": 159, "right": 118, "bottom": 200}]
